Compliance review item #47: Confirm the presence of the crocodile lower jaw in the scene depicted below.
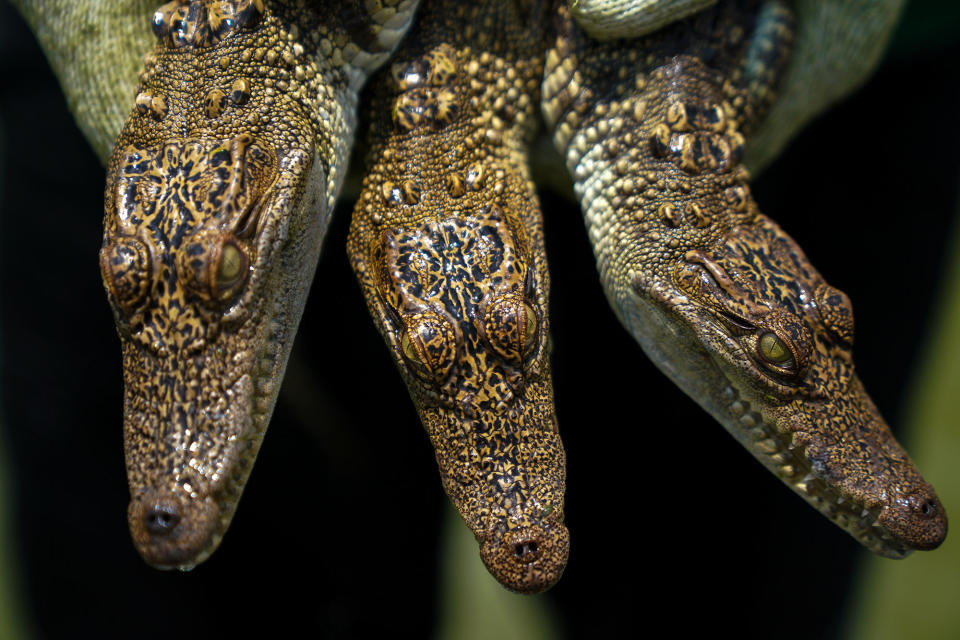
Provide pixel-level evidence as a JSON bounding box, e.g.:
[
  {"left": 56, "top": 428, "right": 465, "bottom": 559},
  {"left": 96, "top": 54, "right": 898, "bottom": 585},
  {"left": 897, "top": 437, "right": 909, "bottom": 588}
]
[
  {"left": 716, "top": 384, "right": 910, "bottom": 559},
  {"left": 615, "top": 287, "right": 914, "bottom": 558}
]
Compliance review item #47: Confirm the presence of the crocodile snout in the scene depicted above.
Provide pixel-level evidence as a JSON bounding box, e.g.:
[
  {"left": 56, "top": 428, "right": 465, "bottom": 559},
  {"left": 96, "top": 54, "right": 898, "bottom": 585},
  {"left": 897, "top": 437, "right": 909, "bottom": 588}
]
[
  {"left": 878, "top": 485, "right": 948, "bottom": 552},
  {"left": 480, "top": 519, "right": 570, "bottom": 594},
  {"left": 128, "top": 488, "right": 221, "bottom": 570}
]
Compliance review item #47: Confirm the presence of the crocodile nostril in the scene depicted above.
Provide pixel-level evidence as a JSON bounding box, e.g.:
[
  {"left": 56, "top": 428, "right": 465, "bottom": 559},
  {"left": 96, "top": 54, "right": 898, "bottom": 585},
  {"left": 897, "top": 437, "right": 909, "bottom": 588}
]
[
  {"left": 513, "top": 540, "right": 538, "bottom": 561},
  {"left": 144, "top": 505, "right": 181, "bottom": 536}
]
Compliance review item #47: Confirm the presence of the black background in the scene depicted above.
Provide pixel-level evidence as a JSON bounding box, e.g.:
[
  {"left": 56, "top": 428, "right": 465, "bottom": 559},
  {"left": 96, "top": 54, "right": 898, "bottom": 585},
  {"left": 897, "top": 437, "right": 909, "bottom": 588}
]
[{"left": 1, "top": 1, "right": 958, "bottom": 638}]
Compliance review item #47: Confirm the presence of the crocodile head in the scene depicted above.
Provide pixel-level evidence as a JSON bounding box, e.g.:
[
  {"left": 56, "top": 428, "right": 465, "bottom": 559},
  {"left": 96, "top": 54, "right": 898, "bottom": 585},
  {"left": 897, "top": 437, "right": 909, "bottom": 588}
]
[
  {"left": 353, "top": 207, "right": 568, "bottom": 593},
  {"left": 623, "top": 213, "right": 946, "bottom": 556},
  {"left": 100, "top": 134, "right": 326, "bottom": 569}
]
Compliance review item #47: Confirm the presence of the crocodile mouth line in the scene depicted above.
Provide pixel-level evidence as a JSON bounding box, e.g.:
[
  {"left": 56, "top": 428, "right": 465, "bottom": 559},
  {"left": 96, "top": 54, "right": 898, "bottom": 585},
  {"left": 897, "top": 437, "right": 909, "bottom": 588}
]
[
  {"left": 204, "top": 311, "right": 288, "bottom": 560},
  {"left": 718, "top": 384, "right": 910, "bottom": 558},
  {"left": 151, "top": 310, "right": 288, "bottom": 571}
]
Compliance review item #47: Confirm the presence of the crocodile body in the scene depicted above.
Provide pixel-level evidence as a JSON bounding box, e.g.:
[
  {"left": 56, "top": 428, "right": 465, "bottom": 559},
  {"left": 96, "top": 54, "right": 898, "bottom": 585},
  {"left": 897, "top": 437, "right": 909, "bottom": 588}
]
[
  {"left": 11, "top": 0, "right": 944, "bottom": 592},
  {"left": 542, "top": 0, "right": 946, "bottom": 554},
  {"left": 98, "top": 0, "right": 419, "bottom": 568},
  {"left": 347, "top": 0, "right": 567, "bottom": 593}
]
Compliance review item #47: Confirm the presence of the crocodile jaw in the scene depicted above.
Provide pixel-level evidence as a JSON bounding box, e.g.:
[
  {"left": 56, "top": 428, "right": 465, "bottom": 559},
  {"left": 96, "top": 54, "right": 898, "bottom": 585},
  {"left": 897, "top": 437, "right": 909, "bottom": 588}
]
[
  {"left": 122, "top": 299, "right": 292, "bottom": 570},
  {"left": 617, "top": 284, "right": 946, "bottom": 557}
]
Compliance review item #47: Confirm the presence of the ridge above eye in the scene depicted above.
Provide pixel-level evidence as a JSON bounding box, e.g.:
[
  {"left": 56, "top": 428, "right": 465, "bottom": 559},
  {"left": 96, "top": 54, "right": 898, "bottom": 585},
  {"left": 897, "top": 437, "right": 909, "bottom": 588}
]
[
  {"left": 483, "top": 294, "right": 539, "bottom": 364},
  {"left": 399, "top": 312, "right": 456, "bottom": 382},
  {"left": 100, "top": 237, "right": 154, "bottom": 315}
]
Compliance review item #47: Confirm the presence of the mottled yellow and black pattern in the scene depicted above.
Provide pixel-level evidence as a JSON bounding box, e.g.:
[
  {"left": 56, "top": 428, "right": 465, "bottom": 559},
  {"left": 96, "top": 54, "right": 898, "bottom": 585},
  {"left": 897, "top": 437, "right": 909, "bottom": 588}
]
[
  {"left": 100, "top": 0, "right": 418, "bottom": 569},
  {"left": 542, "top": 0, "right": 946, "bottom": 555},
  {"left": 348, "top": 0, "right": 568, "bottom": 593},
  {"left": 93, "top": 0, "right": 944, "bottom": 585}
]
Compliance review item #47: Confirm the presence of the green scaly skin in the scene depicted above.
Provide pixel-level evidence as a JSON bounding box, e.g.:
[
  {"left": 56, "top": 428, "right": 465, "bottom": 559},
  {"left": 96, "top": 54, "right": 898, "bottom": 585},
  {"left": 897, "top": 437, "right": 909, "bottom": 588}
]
[{"left": 542, "top": 0, "right": 946, "bottom": 556}]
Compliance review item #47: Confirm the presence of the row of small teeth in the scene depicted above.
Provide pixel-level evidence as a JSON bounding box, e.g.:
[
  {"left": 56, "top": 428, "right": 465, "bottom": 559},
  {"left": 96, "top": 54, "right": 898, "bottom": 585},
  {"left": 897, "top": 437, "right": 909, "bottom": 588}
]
[{"left": 720, "top": 386, "right": 908, "bottom": 557}]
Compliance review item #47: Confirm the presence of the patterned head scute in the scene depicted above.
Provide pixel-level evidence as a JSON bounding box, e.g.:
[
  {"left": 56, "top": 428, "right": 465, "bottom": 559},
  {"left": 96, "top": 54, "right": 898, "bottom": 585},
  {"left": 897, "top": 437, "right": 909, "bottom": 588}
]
[
  {"left": 103, "top": 136, "right": 273, "bottom": 348},
  {"left": 378, "top": 211, "right": 535, "bottom": 411},
  {"left": 673, "top": 220, "right": 823, "bottom": 390}
]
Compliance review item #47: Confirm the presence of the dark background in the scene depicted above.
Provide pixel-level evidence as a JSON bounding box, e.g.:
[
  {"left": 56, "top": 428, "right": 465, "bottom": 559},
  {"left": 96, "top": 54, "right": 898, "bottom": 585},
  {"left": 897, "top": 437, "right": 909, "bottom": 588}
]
[{"left": 1, "top": 1, "right": 958, "bottom": 637}]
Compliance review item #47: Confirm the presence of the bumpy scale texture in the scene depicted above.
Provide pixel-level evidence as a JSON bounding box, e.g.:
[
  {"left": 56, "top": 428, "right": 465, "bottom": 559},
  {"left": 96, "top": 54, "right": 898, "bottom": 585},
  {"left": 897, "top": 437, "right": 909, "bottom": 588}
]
[
  {"left": 100, "top": 0, "right": 418, "bottom": 569},
  {"left": 348, "top": 0, "right": 568, "bottom": 593},
  {"left": 542, "top": 0, "right": 946, "bottom": 555},
  {"left": 32, "top": 0, "right": 938, "bottom": 589}
]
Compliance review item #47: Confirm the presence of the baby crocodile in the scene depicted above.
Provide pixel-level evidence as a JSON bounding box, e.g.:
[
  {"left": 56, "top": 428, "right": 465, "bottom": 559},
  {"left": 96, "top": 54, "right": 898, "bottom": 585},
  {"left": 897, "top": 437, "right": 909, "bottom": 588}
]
[
  {"left": 99, "top": 0, "right": 420, "bottom": 568},
  {"left": 347, "top": 0, "right": 567, "bottom": 593},
  {"left": 542, "top": 0, "right": 946, "bottom": 555},
  {"left": 35, "top": 0, "right": 941, "bottom": 588}
]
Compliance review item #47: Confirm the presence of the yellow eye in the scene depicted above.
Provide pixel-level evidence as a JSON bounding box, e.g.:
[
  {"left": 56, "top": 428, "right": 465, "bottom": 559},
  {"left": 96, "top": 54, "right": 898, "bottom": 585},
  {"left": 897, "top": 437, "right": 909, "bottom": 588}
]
[
  {"left": 522, "top": 302, "right": 538, "bottom": 356},
  {"left": 177, "top": 230, "right": 249, "bottom": 306},
  {"left": 400, "top": 331, "right": 427, "bottom": 372},
  {"left": 217, "top": 243, "right": 245, "bottom": 287},
  {"left": 758, "top": 332, "right": 793, "bottom": 366}
]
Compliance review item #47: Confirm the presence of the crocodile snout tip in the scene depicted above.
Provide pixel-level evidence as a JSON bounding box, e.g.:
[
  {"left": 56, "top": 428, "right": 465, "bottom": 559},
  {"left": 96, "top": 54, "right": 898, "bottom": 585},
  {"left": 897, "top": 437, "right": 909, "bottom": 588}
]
[
  {"left": 479, "top": 519, "right": 570, "bottom": 594},
  {"left": 128, "top": 489, "right": 221, "bottom": 570},
  {"left": 878, "top": 485, "right": 948, "bottom": 552}
]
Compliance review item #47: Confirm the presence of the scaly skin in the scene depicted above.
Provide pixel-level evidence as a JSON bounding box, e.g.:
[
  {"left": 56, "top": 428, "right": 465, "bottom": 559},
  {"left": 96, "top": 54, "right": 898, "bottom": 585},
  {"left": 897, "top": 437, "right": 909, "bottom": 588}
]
[
  {"left": 99, "top": 0, "right": 418, "bottom": 569},
  {"left": 347, "top": 0, "right": 568, "bottom": 593},
  {"left": 542, "top": 0, "right": 946, "bottom": 555}
]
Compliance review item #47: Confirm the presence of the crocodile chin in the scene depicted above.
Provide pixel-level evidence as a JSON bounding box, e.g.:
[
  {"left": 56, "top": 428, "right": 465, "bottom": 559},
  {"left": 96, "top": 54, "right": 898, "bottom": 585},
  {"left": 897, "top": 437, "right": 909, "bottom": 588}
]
[
  {"left": 620, "top": 213, "right": 946, "bottom": 556},
  {"left": 102, "top": 135, "right": 327, "bottom": 568}
]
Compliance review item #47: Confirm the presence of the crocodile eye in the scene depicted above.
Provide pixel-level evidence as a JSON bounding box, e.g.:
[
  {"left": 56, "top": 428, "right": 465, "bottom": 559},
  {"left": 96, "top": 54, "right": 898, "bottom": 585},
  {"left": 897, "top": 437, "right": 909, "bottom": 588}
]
[
  {"left": 522, "top": 302, "right": 538, "bottom": 355},
  {"left": 758, "top": 332, "right": 794, "bottom": 367},
  {"left": 399, "top": 313, "right": 456, "bottom": 382},
  {"left": 177, "top": 230, "right": 250, "bottom": 306},
  {"left": 100, "top": 237, "right": 153, "bottom": 314},
  {"left": 484, "top": 295, "right": 539, "bottom": 363},
  {"left": 217, "top": 243, "right": 245, "bottom": 287},
  {"left": 400, "top": 331, "right": 424, "bottom": 371}
]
